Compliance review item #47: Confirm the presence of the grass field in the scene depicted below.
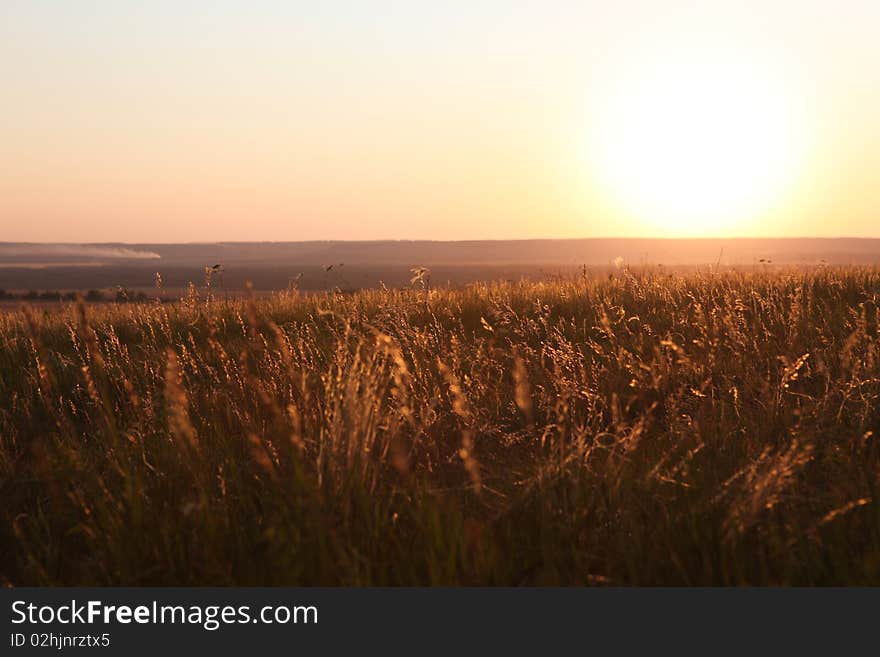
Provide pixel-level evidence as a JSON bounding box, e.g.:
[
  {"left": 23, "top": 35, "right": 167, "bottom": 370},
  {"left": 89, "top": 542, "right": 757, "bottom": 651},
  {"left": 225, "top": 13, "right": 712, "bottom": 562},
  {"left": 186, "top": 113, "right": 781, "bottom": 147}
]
[{"left": 1, "top": 267, "right": 879, "bottom": 585}]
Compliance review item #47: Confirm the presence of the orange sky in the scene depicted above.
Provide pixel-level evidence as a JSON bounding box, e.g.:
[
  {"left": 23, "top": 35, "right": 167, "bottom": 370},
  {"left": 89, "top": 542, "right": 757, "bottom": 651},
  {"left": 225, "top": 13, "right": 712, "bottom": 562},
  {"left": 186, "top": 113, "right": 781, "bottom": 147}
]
[{"left": 1, "top": 2, "right": 878, "bottom": 242}]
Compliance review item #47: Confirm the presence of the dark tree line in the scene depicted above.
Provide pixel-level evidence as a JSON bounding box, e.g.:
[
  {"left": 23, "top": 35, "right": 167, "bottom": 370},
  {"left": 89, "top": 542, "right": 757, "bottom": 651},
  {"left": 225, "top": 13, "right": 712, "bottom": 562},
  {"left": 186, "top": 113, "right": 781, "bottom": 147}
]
[{"left": 0, "top": 288, "right": 152, "bottom": 303}]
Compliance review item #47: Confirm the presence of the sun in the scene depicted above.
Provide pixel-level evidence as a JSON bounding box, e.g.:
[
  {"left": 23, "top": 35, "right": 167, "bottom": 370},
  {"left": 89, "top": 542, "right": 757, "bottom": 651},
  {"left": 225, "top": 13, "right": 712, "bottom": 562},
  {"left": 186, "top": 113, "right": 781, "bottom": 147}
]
[{"left": 591, "top": 50, "right": 805, "bottom": 236}]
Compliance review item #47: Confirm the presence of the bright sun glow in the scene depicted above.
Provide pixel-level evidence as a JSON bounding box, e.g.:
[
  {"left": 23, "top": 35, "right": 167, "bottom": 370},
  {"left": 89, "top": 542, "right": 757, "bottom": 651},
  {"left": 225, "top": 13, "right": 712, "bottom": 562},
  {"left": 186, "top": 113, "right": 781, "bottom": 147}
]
[{"left": 593, "top": 50, "right": 806, "bottom": 236}]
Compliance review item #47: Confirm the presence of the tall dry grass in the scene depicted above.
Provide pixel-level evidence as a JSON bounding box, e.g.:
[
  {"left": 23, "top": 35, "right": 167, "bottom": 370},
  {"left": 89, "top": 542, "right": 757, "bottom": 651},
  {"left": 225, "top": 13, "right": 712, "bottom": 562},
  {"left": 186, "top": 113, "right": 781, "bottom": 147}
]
[{"left": 1, "top": 267, "right": 878, "bottom": 584}]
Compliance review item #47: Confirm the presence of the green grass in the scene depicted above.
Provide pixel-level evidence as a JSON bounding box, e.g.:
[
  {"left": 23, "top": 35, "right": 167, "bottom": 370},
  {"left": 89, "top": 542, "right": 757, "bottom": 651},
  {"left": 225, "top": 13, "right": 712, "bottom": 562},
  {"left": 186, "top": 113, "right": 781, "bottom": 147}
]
[{"left": 1, "top": 267, "right": 879, "bottom": 585}]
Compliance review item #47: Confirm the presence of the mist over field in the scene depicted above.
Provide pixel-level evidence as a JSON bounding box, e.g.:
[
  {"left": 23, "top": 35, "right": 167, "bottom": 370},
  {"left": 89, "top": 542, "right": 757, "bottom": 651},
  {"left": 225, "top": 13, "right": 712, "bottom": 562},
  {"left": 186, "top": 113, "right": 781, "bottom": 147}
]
[{"left": 0, "top": 244, "right": 162, "bottom": 261}]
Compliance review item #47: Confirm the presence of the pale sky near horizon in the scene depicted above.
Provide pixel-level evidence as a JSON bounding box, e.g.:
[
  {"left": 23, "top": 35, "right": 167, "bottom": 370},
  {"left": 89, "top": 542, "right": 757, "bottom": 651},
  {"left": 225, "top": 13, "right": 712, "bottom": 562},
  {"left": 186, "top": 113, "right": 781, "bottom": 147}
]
[{"left": 1, "top": 1, "right": 878, "bottom": 242}]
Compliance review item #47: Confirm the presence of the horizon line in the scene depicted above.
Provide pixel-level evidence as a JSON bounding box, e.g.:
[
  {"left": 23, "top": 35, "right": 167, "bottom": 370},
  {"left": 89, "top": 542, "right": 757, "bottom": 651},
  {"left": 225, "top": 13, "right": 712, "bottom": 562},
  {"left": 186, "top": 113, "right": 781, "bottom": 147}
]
[{"left": 4, "top": 235, "right": 880, "bottom": 246}]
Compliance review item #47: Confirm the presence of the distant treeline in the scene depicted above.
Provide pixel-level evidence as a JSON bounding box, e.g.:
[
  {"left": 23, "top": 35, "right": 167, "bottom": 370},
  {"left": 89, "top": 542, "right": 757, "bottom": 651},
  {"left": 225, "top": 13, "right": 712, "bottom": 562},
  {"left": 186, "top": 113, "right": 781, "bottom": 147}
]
[{"left": 0, "top": 288, "right": 156, "bottom": 303}]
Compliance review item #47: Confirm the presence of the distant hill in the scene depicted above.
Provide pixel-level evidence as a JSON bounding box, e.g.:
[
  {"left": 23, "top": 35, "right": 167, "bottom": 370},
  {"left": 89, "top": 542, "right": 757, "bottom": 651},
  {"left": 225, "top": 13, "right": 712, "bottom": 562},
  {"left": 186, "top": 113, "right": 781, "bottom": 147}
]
[
  {"left": 3, "top": 238, "right": 880, "bottom": 265},
  {"left": 1, "top": 238, "right": 878, "bottom": 292}
]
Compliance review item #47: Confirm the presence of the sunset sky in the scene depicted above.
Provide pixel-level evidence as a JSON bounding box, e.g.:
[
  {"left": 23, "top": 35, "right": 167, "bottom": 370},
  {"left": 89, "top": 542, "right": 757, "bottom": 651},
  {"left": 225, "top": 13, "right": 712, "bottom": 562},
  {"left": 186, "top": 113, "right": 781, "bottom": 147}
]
[{"left": 2, "top": 1, "right": 879, "bottom": 242}]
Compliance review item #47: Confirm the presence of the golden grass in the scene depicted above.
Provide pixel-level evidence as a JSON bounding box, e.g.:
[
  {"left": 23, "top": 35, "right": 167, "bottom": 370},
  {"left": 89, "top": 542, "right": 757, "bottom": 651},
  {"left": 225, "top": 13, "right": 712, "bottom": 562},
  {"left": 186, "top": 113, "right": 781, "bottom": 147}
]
[{"left": 1, "top": 267, "right": 878, "bottom": 584}]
